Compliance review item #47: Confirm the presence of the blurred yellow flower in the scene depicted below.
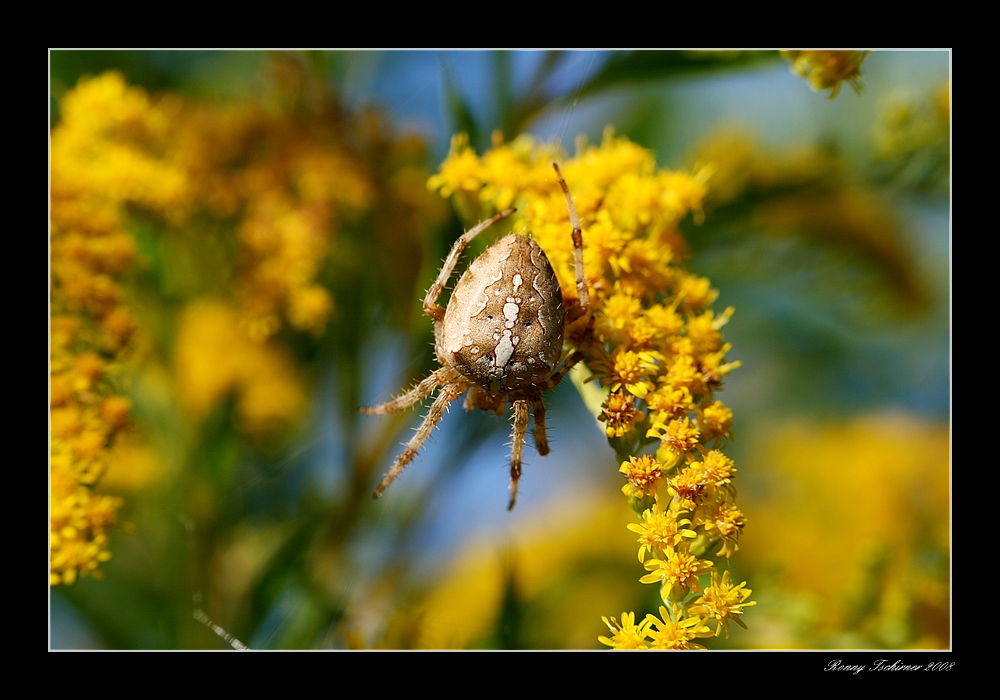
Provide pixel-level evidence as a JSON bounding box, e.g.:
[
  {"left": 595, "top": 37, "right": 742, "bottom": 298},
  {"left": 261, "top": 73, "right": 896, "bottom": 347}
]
[
  {"left": 173, "top": 300, "right": 305, "bottom": 437},
  {"left": 740, "top": 414, "right": 950, "bottom": 648},
  {"left": 51, "top": 66, "right": 431, "bottom": 587},
  {"left": 782, "top": 50, "right": 870, "bottom": 98}
]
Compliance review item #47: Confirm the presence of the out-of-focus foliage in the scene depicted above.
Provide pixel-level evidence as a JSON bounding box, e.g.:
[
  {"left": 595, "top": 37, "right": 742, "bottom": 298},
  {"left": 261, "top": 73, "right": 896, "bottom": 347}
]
[
  {"left": 687, "top": 127, "right": 929, "bottom": 312},
  {"left": 49, "top": 50, "right": 950, "bottom": 650}
]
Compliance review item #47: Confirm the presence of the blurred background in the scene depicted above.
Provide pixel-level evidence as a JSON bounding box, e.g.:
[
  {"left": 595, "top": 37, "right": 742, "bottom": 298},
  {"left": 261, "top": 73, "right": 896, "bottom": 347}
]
[{"left": 49, "top": 50, "right": 950, "bottom": 649}]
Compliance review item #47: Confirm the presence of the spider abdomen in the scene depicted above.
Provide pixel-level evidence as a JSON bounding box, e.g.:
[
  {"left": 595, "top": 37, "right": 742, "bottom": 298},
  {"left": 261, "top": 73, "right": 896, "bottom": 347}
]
[{"left": 437, "top": 233, "right": 565, "bottom": 392}]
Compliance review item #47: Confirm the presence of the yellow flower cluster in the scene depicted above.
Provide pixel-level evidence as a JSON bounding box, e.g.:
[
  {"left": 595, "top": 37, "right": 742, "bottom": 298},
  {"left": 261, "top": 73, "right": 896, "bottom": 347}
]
[
  {"left": 166, "top": 99, "right": 375, "bottom": 341},
  {"left": 174, "top": 101, "right": 375, "bottom": 340},
  {"left": 50, "top": 72, "right": 155, "bottom": 584},
  {"left": 428, "top": 128, "right": 751, "bottom": 648},
  {"left": 743, "top": 415, "right": 949, "bottom": 647},
  {"left": 688, "top": 128, "right": 836, "bottom": 207},
  {"left": 781, "top": 50, "right": 871, "bottom": 99},
  {"left": 870, "top": 83, "right": 950, "bottom": 191},
  {"left": 51, "top": 68, "right": 435, "bottom": 584},
  {"left": 50, "top": 329, "right": 128, "bottom": 584},
  {"left": 53, "top": 70, "right": 378, "bottom": 346},
  {"left": 173, "top": 300, "right": 305, "bottom": 437}
]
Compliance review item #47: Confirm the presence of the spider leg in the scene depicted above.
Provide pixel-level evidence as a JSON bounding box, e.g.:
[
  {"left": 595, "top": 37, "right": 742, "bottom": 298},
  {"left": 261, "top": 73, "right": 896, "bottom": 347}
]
[
  {"left": 423, "top": 208, "right": 516, "bottom": 322},
  {"left": 542, "top": 350, "right": 585, "bottom": 391},
  {"left": 529, "top": 390, "right": 550, "bottom": 456},
  {"left": 553, "top": 163, "right": 590, "bottom": 322},
  {"left": 360, "top": 366, "right": 458, "bottom": 415},
  {"left": 507, "top": 397, "right": 530, "bottom": 511},
  {"left": 373, "top": 378, "right": 470, "bottom": 499}
]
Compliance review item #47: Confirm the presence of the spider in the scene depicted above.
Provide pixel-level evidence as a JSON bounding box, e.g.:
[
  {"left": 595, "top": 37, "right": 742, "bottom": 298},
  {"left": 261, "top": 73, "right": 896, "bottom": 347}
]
[{"left": 361, "top": 163, "right": 592, "bottom": 510}]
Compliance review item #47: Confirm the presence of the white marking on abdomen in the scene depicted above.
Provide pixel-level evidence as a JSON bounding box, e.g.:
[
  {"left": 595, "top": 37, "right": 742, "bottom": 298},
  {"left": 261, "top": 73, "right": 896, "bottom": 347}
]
[
  {"left": 503, "top": 300, "right": 519, "bottom": 329},
  {"left": 471, "top": 268, "right": 503, "bottom": 317},
  {"left": 494, "top": 330, "right": 514, "bottom": 368}
]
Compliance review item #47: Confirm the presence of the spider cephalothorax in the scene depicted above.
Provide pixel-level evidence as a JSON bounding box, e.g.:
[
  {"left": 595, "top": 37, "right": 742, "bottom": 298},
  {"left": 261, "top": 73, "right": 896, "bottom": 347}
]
[{"left": 361, "top": 164, "right": 591, "bottom": 509}]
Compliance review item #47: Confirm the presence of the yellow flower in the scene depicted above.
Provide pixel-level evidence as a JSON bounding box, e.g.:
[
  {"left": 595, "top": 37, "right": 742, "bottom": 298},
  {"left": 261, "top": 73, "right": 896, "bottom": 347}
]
[
  {"left": 698, "top": 401, "right": 734, "bottom": 441},
  {"left": 673, "top": 271, "right": 719, "bottom": 313},
  {"left": 700, "top": 501, "right": 745, "bottom": 558},
  {"left": 598, "top": 612, "right": 652, "bottom": 649},
  {"left": 782, "top": 50, "right": 871, "bottom": 99},
  {"left": 599, "top": 392, "right": 645, "bottom": 439},
  {"left": 288, "top": 285, "right": 334, "bottom": 335},
  {"left": 644, "top": 605, "right": 714, "bottom": 650},
  {"left": 689, "top": 571, "right": 756, "bottom": 637},
  {"left": 426, "top": 133, "right": 483, "bottom": 198},
  {"left": 627, "top": 503, "right": 696, "bottom": 562},
  {"left": 700, "top": 343, "right": 741, "bottom": 390},
  {"left": 480, "top": 140, "right": 531, "bottom": 211},
  {"left": 663, "top": 353, "right": 702, "bottom": 395},
  {"left": 597, "top": 290, "right": 644, "bottom": 341},
  {"left": 648, "top": 416, "right": 701, "bottom": 457},
  {"left": 640, "top": 549, "right": 713, "bottom": 594},
  {"left": 668, "top": 464, "right": 708, "bottom": 512},
  {"left": 174, "top": 300, "right": 305, "bottom": 437},
  {"left": 619, "top": 454, "right": 665, "bottom": 499},
  {"left": 646, "top": 385, "right": 695, "bottom": 426},
  {"left": 600, "top": 349, "right": 657, "bottom": 398},
  {"left": 698, "top": 450, "right": 736, "bottom": 490}
]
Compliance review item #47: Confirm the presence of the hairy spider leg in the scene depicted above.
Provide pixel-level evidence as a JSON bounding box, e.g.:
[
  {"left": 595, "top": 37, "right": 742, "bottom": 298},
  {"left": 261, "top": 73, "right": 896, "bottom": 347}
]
[
  {"left": 360, "top": 366, "right": 458, "bottom": 415},
  {"left": 529, "top": 390, "right": 549, "bottom": 456},
  {"left": 508, "top": 397, "right": 531, "bottom": 510},
  {"left": 543, "top": 350, "right": 586, "bottom": 391},
  {"left": 372, "top": 379, "right": 470, "bottom": 499},
  {"left": 422, "top": 208, "right": 516, "bottom": 322},
  {"left": 553, "top": 163, "right": 590, "bottom": 323}
]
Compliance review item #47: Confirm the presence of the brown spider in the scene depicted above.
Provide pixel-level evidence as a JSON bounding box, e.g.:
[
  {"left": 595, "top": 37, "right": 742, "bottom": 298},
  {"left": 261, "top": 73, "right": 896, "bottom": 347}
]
[{"left": 361, "top": 163, "right": 591, "bottom": 510}]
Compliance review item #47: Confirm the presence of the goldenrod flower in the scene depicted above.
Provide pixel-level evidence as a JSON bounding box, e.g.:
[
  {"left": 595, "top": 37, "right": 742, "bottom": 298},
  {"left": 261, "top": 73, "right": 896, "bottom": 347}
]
[
  {"left": 627, "top": 503, "right": 696, "bottom": 562},
  {"left": 663, "top": 353, "right": 702, "bottom": 395},
  {"left": 698, "top": 402, "right": 734, "bottom": 442},
  {"left": 427, "top": 133, "right": 483, "bottom": 198},
  {"left": 667, "top": 463, "right": 710, "bottom": 512},
  {"left": 699, "top": 500, "right": 746, "bottom": 558},
  {"left": 646, "top": 385, "right": 694, "bottom": 425},
  {"left": 697, "top": 450, "right": 736, "bottom": 491},
  {"left": 597, "top": 289, "right": 644, "bottom": 340},
  {"left": 174, "top": 300, "right": 305, "bottom": 436},
  {"left": 599, "top": 392, "right": 645, "bottom": 439},
  {"left": 619, "top": 455, "right": 666, "bottom": 499},
  {"left": 674, "top": 272, "right": 719, "bottom": 313},
  {"left": 648, "top": 416, "right": 701, "bottom": 457},
  {"left": 782, "top": 50, "right": 871, "bottom": 98},
  {"left": 644, "top": 605, "right": 714, "bottom": 650},
  {"left": 598, "top": 612, "right": 652, "bottom": 650},
  {"left": 288, "top": 285, "right": 334, "bottom": 336},
  {"left": 605, "top": 349, "right": 658, "bottom": 398},
  {"left": 51, "top": 67, "right": 429, "bottom": 587},
  {"left": 689, "top": 571, "right": 756, "bottom": 637},
  {"left": 640, "top": 549, "right": 713, "bottom": 596}
]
